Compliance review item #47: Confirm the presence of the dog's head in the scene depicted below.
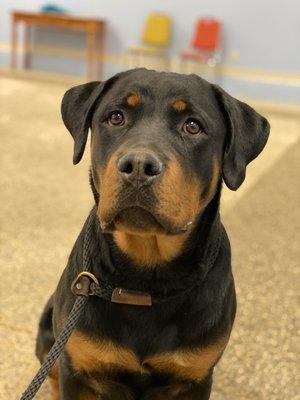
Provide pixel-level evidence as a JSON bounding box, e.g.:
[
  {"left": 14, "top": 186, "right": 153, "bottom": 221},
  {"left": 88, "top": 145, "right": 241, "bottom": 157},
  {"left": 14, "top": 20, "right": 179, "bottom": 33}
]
[{"left": 62, "top": 69, "right": 269, "bottom": 262}]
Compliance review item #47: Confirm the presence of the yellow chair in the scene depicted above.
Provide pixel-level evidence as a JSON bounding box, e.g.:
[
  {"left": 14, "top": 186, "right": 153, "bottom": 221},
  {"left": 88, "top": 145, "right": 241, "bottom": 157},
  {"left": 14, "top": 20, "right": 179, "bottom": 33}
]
[{"left": 127, "top": 13, "right": 172, "bottom": 66}]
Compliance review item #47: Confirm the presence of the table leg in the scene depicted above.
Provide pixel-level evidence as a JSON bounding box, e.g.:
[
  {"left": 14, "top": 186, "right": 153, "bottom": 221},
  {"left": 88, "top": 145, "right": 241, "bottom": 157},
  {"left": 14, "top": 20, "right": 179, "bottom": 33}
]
[
  {"left": 23, "top": 24, "right": 31, "bottom": 69},
  {"left": 87, "top": 29, "right": 96, "bottom": 80},
  {"left": 97, "top": 27, "right": 105, "bottom": 80},
  {"left": 11, "top": 19, "right": 18, "bottom": 69}
]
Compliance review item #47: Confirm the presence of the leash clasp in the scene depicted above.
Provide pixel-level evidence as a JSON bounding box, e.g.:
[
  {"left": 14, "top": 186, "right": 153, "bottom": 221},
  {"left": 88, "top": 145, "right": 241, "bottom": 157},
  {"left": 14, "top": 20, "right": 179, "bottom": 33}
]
[{"left": 71, "top": 271, "right": 99, "bottom": 297}]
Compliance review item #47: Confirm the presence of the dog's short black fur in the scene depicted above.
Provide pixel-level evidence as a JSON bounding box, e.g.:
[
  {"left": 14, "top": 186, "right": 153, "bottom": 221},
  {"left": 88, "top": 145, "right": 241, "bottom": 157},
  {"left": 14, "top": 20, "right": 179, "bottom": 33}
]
[{"left": 36, "top": 69, "right": 270, "bottom": 399}]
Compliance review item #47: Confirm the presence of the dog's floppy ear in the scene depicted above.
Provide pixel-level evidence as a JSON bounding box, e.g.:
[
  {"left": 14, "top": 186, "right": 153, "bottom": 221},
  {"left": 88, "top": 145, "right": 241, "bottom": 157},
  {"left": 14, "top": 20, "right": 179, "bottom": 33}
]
[
  {"left": 214, "top": 85, "right": 270, "bottom": 190},
  {"left": 61, "top": 81, "right": 105, "bottom": 164}
]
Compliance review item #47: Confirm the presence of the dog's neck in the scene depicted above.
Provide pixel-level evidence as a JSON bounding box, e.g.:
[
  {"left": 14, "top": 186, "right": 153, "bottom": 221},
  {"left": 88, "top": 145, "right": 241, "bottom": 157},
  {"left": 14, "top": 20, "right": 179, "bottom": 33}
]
[
  {"left": 88, "top": 179, "right": 223, "bottom": 293},
  {"left": 89, "top": 169, "right": 190, "bottom": 266},
  {"left": 112, "top": 230, "right": 191, "bottom": 267}
]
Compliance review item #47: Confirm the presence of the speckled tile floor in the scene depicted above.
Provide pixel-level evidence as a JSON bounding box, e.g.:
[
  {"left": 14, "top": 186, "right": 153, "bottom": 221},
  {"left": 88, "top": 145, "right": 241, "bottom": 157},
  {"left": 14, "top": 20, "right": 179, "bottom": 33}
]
[{"left": 0, "top": 71, "right": 299, "bottom": 399}]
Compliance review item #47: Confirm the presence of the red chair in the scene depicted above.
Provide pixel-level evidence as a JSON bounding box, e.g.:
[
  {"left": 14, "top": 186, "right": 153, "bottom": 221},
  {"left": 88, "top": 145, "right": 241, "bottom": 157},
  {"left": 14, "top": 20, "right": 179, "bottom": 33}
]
[{"left": 179, "top": 18, "right": 222, "bottom": 67}]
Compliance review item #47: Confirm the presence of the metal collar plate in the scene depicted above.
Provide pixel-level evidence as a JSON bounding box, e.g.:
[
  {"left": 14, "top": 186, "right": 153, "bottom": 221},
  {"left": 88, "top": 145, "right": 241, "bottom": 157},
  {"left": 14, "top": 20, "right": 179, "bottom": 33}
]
[{"left": 111, "top": 288, "right": 152, "bottom": 306}]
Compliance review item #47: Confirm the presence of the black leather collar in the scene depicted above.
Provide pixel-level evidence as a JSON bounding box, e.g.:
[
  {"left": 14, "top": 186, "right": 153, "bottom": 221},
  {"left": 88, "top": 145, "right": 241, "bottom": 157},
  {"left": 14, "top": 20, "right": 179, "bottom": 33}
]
[{"left": 71, "top": 214, "right": 223, "bottom": 307}]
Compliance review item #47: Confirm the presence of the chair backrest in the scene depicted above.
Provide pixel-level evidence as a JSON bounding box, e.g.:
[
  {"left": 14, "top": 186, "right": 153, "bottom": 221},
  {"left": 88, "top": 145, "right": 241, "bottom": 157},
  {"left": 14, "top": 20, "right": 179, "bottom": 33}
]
[
  {"left": 142, "top": 13, "right": 172, "bottom": 47},
  {"left": 192, "top": 18, "right": 221, "bottom": 51}
]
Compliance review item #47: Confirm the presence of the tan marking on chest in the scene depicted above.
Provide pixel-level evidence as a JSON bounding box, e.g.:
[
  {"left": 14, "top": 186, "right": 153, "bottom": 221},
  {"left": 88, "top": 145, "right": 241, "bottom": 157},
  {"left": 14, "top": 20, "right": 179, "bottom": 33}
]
[
  {"left": 113, "top": 230, "right": 189, "bottom": 267},
  {"left": 145, "top": 335, "right": 229, "bottom": 381},
  {"left": 67, "top": 332, "right": 228, "bottom": 382},
  {"left": 66, "top": 331, "right": 141, "bottom": 373}
]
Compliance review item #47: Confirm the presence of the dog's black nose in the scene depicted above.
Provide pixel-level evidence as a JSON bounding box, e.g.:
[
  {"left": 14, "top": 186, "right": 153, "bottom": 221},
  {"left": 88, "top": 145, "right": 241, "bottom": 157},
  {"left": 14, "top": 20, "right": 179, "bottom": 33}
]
[{"left": 117, "top": 152, "right": 163, "bottom": 187}]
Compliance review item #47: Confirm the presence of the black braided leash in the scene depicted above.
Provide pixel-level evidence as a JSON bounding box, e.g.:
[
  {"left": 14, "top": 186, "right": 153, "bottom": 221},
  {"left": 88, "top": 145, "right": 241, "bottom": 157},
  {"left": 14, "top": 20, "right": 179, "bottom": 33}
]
[
  {"left": 19, "top": 212, "right": 223, "bottom": 399},
  {"left": 19, "top": 212, "right": 94, "bottom": 400},
  {"left": 20, "top": 297, "right": 87, "bottom": 400}
]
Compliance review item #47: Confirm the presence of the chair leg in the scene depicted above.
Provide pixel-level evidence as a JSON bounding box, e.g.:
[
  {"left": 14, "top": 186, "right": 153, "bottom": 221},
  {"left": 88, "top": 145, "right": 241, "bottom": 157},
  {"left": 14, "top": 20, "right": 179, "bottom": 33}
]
[
  {"left": 23, "top": 24, "right": 31, "bottom": 69},
  {"left": 11, "top": 19, "right": 18, "bottom": 69},
  {"left": 97, "top": 28, "right": 105, "bottom": 80},
  {"left": 87, "top": 29, "right": 96, "bottom": 80}
]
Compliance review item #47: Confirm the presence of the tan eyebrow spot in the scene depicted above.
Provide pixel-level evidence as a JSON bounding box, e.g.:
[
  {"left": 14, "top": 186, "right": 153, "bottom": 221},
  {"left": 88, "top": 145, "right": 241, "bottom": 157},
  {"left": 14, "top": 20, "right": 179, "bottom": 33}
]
[
  {"left": 126, "top": 93, "right": 141, "bottom": 107},
  {"left": 173, "top": 100, "right": 187, "bottom": 112}
]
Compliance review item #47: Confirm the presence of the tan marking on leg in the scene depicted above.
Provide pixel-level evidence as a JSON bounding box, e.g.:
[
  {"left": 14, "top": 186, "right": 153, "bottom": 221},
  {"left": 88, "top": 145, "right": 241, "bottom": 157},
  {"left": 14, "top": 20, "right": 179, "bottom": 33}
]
[
  {"left": 49, "top": 377, "right": 60, "bottom": 400},
  {"left": 66, "top": 331, "right": 141, "bottom": 374},
  {"left": 173, "top": 99, "right": 186, "bottom": 112},
  {"left": 79, "top": 387, "right": 98, "bottom": 400},
  {"left": 42, "top": 354, "right": 60, "bottom": 400},
  {"left": 145, "top": 335, "right": 229, "bottom": 381}
]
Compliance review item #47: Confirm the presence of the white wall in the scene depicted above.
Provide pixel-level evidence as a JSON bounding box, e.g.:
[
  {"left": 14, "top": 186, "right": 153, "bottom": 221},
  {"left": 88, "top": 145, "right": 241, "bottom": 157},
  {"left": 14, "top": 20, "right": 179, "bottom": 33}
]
[{"left": 1, "top": 0, "right": 299, "bottom": 102}]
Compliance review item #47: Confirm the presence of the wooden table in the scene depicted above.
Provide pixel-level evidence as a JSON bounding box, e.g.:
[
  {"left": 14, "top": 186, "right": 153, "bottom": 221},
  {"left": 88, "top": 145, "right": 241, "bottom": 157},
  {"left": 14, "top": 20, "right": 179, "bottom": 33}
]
[{"left": 11, "top": 11, "right": 106, "bottom": 80}]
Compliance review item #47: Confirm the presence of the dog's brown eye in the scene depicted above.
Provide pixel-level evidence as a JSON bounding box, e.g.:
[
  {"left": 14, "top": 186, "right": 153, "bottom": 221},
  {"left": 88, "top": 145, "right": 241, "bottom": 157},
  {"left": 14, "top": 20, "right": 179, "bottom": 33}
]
[
  {"left": 183, "top": 119, "right": 203, "bottom": 135},
  {"left": 108, "top": 111, "right": 124, "bottom": 126}
]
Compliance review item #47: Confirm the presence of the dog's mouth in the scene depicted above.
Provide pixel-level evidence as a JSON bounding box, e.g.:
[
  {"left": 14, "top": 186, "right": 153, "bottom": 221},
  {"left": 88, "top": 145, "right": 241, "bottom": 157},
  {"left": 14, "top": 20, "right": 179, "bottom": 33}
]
[{"left": 100, "top": 206, "right": 192, "bottom": 235}]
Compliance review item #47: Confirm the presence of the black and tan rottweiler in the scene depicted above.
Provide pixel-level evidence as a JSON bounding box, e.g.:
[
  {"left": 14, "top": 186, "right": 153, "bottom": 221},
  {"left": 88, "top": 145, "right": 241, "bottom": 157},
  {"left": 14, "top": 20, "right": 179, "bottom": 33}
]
[{"left": 36, "top": 68, "right": 270, "bottom": 399}]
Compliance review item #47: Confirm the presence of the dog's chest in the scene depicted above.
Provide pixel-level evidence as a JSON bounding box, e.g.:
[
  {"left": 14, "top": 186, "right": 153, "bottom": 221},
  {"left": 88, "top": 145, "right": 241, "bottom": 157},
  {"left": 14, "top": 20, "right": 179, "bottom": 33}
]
[{"left": 66, "top": 330, "right": 227, "bottom": 382}]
